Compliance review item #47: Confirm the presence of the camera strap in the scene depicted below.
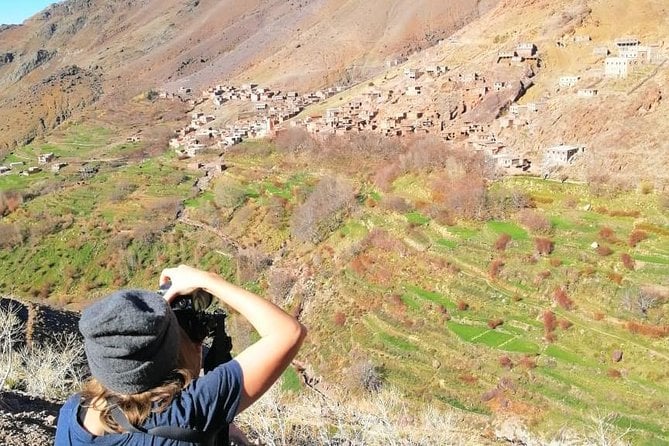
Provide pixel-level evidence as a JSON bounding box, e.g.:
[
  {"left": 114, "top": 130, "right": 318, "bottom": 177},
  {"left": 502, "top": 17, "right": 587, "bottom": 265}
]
[{"left": 110, "top": 405, "right": 216, "bottom": 444}]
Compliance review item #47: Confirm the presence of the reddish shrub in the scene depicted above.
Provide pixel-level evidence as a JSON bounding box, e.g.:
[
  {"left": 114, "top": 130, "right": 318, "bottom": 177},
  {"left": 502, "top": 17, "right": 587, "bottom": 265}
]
[
  {"left": 457, "top": 300, "right": 469, "bottom": 311},
  {"left": 558, "top": 319, "right": 572, "bottom": 330},
  {"left": 628, "top": 229, "right": 648, "bottom": 247},
  {"left": 608, "top": 272, "right": 623, "bottom": 285},
  {"left": 518, "top": 209, "right": 551, "bottom": 233},
  {"left": 333, "top": 312, "right": 347, "bottom": 326},
  {"left": 549, "top": 258, "right": 562, "bottom": 267},
  {"left": 519, "top": 355, "right": 537, "bottom": 369},
  {"left": 581, "top": 265, "right": 596, "bottom": 276},
  {"left": 596, "top": 207, "right": 640, "bottom": 218},
  {"left": 598, "top": 226, "right": 617, "bottom": 243},
  {"left": 596, "top": 245, "right": 613, "bottom": 256},
  {"left": 499, "top": 355, "right": 513, "bottom": 369},
  {"left": 593, "top": 311, "right": 605, "bottom": 321},
  {"left": 535, "top": 237, "right": 554, "bottom": 255},
  {"left": 488, "top": 318, "right": 504, "bottom": 329},
  {"left": 543, "top": 310, "right": 557, "bottom": 333},
  {"left": 607, "top": 369, "right": 622, "bottom": 378},
  {"left": 489, "top": 259, "right": 504, "bottom": 279},
  {"left": 494, "top": 233, "right": 512, "bottom": 251},
  {"left": 459, "top": 373, "right": 478, "bottom": 384},
  {"left": 626, "top": 321, "right": 669, "bottom": 338},
  {"left": 609, "top": 209, "right": 640, "bottom": 218},
  {"left": 544, "top": 331, "right": 557, "bottom": 343},
  {"left": 621, "top": 253, "right": 635, "bottom": 270},
  {"left": 553, "top": 287, "right": 573, "bottom": 310},
  {"left": 351, "top": 255, "right": 371, "bottom": 276},
  {"left": 380, "top": 195, "right": 412, "bottom": 213}
]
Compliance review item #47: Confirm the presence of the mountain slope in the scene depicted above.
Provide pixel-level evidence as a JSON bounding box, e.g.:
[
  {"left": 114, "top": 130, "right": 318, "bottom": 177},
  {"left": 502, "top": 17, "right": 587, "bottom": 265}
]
[{"left": 0, "top": 0, "right": 497, "bottom": 152}]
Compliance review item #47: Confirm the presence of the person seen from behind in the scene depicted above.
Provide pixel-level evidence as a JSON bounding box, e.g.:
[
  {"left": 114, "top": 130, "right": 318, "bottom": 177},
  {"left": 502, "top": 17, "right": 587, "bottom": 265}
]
[{"left": 55, "top": 265, "right": 307, "bottom": 445}]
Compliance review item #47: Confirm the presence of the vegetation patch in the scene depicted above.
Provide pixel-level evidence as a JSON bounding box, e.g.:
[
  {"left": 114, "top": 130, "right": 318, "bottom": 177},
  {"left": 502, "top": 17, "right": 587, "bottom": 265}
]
[{"left": 487, "top": 221, "right": 528, "bottom": 240}]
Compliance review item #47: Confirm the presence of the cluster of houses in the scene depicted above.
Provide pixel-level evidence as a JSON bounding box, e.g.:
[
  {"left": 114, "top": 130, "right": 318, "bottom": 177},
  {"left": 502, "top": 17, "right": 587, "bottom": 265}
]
[
  {"left": 167, "top": 83, "right": 353, "bottom": 156},
  {"left": 166, "top": 52, "right": 544, "bottom": 171},
  {"left": 166, "top": 34, "right": 662, "bottom": 175},
  {"left": 603, "top": 37, "right": 659, "bottom": 78},
  {"left": 556, "top": 36, "right": 661, "bottom": 97},
  {"left": 0, "top": 153, "right": 70, "bottom": 177}
]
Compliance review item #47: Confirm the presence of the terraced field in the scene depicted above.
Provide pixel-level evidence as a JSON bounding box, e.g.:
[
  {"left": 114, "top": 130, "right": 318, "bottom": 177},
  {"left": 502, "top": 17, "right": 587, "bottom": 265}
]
[{"left": 2, "top": 139, "right": 668, "bottom": 443}]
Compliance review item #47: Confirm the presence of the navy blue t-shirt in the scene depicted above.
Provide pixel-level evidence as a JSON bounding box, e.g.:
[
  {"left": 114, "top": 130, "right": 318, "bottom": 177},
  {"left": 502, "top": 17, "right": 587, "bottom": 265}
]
[{"left": 55, "top": 360, "right": 244, "bottom": 445}]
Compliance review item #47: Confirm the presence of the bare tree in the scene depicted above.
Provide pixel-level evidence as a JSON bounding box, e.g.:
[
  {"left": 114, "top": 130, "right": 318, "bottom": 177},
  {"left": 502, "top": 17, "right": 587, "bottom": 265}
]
[{"left": 290, "top": 175, "right": 356, "bottom": 244}]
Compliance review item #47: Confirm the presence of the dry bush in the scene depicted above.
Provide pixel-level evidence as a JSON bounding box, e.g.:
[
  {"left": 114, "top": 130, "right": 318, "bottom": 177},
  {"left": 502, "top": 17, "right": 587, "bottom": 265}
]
[
  {"left": 290, "top": 175, "right": 356, "bottom": 244},
  {"left": 628, "top": 229, "right": 648, "bottom": 247},
  {"left": 20, "top": 333, "right": 86, "bottom": 400},
  {"left": 379, "top": 194, "right": 412, "bottom": 213},
  {"left": 659, "top": 191, "right": 669, "bottom": 211},
  {"left": 608, "top": 272, "right": 623, "bottom": 285},
  {"left": 598, "top": 226, "right": 618, "bottom": 243},
  {"left": 372, "top": 163, "right": 401, "bottom": 192},
  {"left": 489, "top": 259, "right": 504, "bottom": 279},
  {"left": 236, "top": 384, "right": 472, "bottom": 445},
  {"left": 518, "top": 209, "right": 551, "bottom": 233},
  {"left": 268, "top": 268, "right": 298, "bottom": 303},
  {"left": 459, "top": 373, "right": 478, "bottom": 384},
  {"left": 534, "top": 237, "right": 554, "bottom": 255},
  {"left": 274, "top": 127, "right": 319, "bottom": 153},
  {"left": 596, "top": 245, "right": 613, "bottom": 256},
  {"left": 499, "top": 355, "right": 513, "bottom": 369},
  {"left": 558, "top": 319, "right": 572, "bottom": 330},
  {"left": 607, "top": 369, "right": 622, "bottom": 379},
  {"left": 0, "top": 304, "right": 23, "bottom": 390},
  {"left": 625, "top": 321, "right": 669, "bottom": 338},
  {"left": 543, "top": 310, "right": 557, "bottom": 334},
  {"left": 549, "top": 258, "right": 562, "bottom": 268},
  {"left": 437, "top": 175, "right": 487, "bottom": 220},
  {"left": 146, "top": 196, "right": 183, "bottom": 218},
  {"left": 213, "top": 176, "right": 249, "bottom": 209},
  {"left": 609, "top": 209, "right": 640, "bottom": 218},
  {"left": 0, "top": 190, "right": 23, "bottom": 216},
  {"left": 494, "top": 233, "right": 512, "bottom": 251},
  {"left": 457, "top": 300, "right": 469, "bottom": 311},
  {"left": 107, "top": 180, "right": 137, "bottom": 202},
  {"left": 350, "top": 358, "right": 385, "bottom": 393},
  {"left": 593, "top": 312, "right": 605, "bottom": 321},
  {"left": 333, "top": 312, "right": 347, "bottom": 327},
  {"left": 519, "top": 355, "right": 537, "bottom": 369},
  {"left": 488, "top": 318, "right": 504, "bottom": 329},
  {"left": 266, "top": 195, "right": 289, "bottom": 229},
  {"left": 620, "top": 253, "right": 635, "bottom": 270},
  {"left": 0, "top": 222, "right": 23, "bottom": 248},
  {"left": 236, "top": 247, "right": 272, "bottom": 284},
  {"left": 553, "top": 287, "right": 574, "bottom": 310}
]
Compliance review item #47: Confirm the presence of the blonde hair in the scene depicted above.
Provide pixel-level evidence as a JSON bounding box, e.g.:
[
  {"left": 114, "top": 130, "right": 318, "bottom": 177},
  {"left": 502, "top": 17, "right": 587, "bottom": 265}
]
[{"left": 80, "top": 369, "right": 194, "bottom": 434}]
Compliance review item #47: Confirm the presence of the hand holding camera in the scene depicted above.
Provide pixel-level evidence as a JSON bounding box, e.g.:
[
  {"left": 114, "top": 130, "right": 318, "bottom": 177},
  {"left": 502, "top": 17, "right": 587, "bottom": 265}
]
[{"left": 159, "top": 265, "right": 233, "bottom": 369}]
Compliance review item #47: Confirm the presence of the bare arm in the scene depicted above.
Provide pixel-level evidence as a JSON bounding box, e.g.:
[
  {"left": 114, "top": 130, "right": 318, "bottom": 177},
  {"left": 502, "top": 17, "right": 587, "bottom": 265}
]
[{"left": 160, "top": 265, "right": 307, "bottom": 412}]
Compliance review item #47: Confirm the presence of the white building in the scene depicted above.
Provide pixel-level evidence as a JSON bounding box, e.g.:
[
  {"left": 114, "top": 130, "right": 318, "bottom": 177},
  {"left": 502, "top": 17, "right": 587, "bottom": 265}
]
[
  {"left": 559, "top": 76, "right": 580, "bottom": 88},
  {"left": 604, "top": 57, "right": 629, "bottom": 78},
  {"left": 544, "top": 144, "right": 585, "bottom": 165}
]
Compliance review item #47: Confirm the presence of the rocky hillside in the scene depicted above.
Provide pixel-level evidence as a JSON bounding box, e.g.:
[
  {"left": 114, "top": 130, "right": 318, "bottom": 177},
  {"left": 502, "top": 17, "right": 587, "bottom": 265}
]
[{"left": 0, "top": 0, "right": 497, "bottom": 152}]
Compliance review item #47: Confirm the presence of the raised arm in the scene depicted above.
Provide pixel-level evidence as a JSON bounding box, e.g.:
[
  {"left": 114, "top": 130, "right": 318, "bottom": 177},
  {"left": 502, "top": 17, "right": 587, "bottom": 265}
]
[{"left": 160, "top": 265, "right": 307, "bottom": 412}]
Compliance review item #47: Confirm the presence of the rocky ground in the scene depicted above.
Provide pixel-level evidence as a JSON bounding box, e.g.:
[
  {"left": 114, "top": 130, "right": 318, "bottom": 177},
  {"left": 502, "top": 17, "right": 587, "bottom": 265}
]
[{"left": 0, "top": 390, "right": 60, "bottom": 445}]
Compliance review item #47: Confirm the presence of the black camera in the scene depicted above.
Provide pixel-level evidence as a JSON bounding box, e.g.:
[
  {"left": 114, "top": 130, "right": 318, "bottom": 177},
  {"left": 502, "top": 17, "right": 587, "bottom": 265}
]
[
  {"left": 158, "top": 283, "right": 233, "bottom": 372},
  {"left": 158, "top": 285, "right": 225, "bottom": 343}
]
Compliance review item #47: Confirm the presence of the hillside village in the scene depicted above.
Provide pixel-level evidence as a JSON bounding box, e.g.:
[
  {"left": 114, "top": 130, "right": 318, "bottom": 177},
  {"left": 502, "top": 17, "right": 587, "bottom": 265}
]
[
  {"left": 159, "top": 34, "right": 665, "bottom": 179},
  {"left": 0, "top": 34, "right": 664, "bottom": 182}
]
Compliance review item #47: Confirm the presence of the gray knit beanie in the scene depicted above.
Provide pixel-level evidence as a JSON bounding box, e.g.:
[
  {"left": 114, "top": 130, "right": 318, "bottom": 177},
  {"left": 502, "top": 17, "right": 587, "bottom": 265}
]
[{"left": 79, "top": 289, "right": 180, "bottom": 395}]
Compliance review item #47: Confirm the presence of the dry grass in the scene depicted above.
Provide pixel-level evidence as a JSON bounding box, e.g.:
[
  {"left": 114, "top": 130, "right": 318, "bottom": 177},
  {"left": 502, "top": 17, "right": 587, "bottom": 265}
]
[
  {"left": 236, "top": 384, "right": 477, "bottom": 445},
  {"left": 0, "top": 306, "right": 86, "bottom": 400}
]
